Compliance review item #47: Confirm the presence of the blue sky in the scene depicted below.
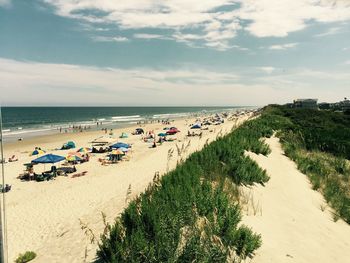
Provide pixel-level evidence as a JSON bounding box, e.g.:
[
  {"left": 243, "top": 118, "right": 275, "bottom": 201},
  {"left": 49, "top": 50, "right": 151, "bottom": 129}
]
[{"left": 0, "top": 0, "right": 349, "bottom": 106}]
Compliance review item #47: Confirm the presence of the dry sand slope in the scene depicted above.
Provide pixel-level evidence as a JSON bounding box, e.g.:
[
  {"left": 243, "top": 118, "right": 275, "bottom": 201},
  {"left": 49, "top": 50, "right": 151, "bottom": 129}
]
[{"left": 243, "top": 136, "right": 350, "bottom": 263}]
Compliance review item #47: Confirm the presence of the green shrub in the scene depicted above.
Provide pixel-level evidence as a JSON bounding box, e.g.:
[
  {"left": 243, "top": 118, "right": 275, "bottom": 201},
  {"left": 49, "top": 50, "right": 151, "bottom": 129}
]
[{"left": 15, "top": 251, "right": 36, "bottom": 263}]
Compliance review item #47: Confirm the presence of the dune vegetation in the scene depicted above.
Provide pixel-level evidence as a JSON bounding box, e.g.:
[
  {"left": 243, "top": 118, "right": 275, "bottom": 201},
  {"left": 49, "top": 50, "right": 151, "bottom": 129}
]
[
  {"left": 263, "top": 106, "right": 350, "bottom": 223},
  {"left": 97, "top": 106, "right": 350, "bottom": 262},
  {"left": 97, "top": 116, "right": 273, "bottom": 262},
  {"left": 15, "top": 251, "right": 37, "bottom": 263}
]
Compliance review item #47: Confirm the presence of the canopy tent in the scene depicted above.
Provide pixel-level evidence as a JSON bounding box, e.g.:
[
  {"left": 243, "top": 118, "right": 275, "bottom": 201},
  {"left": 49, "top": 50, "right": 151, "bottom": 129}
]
[
  {"left": 191, "top": 123, "right": 201, "bottom": 129},
  {"left": 119, "top": 132, "right": 128, "bottom": 138},
  {"left": 32, "top": 154, "right": 65, "bottom": 164},
  {"left": 30, "top": 149, "right": 46, "bottom": 156},
  {"left": 61, "top": 141, "right": 76, "bottom": 150},
  {"left": 111, "top": 142, "right": 130, "bottom": 149}
]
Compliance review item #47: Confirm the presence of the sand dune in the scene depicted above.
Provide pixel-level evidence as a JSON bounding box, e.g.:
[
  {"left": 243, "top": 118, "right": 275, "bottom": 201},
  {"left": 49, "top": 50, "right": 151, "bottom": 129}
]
[{"left": 244, "top": 136, "right": 350, "bottom": 263}]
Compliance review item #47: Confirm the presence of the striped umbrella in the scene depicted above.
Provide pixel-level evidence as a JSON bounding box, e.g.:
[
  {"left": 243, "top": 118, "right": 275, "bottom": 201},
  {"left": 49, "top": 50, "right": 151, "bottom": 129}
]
[
  {"left": 110, "top": 149, "right": 124, "bottom": 155},
  {"left": 77, "top": 147, "right": 91, "bottom": 153},
  {"left": 66, "top": 153, "right": 83, "bottom": 162}
]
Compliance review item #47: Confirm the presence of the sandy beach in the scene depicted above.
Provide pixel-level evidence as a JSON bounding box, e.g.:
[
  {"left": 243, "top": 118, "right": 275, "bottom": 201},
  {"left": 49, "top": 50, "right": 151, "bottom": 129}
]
[
  {"left": 4, "top": 114, "right": 349, "bottom": 263},
  {"left": 2, "top": 113, "right": 250, "bottom": 262},
  {"left": 243, "top": 137, "right": 350, "bottom": 263}
]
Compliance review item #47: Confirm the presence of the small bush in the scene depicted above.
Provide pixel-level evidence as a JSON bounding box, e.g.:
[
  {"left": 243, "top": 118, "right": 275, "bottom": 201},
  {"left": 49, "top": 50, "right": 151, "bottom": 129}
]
[{"left": 15, "top": 251, "right": 36, "bottom": 263}]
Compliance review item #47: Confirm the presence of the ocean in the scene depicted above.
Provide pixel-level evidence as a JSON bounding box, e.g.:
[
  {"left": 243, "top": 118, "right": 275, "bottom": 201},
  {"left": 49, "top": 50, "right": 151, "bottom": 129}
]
[{"left": 1, "top": 106, "right": 248, "bottom": 141}]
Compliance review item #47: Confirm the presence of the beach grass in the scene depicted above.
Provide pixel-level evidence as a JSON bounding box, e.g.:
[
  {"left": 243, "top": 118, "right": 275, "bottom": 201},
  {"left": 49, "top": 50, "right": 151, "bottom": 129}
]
[
  {"left": 96, "top": 106, "right": 350, "bottom": 262},
  {"left": 97, "top": 116, "right": 272, "bottom": 262},
  {"left": 15, "top": 251, "right": 37, "bottom": 263},
  {"left": 263, "top": 105, "right": 350, "bottom": 224}
]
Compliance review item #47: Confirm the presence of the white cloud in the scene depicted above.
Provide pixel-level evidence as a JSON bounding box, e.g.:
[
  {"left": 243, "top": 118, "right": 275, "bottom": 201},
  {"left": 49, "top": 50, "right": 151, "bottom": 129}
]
[
  {"left": 92, "top": 36, "right": 128, "bottom": 42},
  {"left": 345, "top": 60, "right": 350, "bottom": 65},
  {"left": 269, "top": 43, "right": 298, "bottom": 50},
  {"left": 0, "top": 58, "right": 246, "bottom": 106},
  {"left": 133, "top": 33, "right": 169, "bottom": 40},
  {"left": 0, "top": 0, "right": 11, "bottom": 7},
  {"left": 235, "top": 0, "right": 350, "bottom": 37},
  {"left": 314, "top": 26, "right": 342, "bottom": 37},
  {"left": 43, "top": 0, "right": 240, "bottom": 50},
  {"left": 1, "top": 57, "right": 349, "bottom": 106},
  {"left": 258, "top": 67, "right": 276, "bottom": 74},
  {"left": 42, "top": 0, "right": 350, "bottom": 50}
]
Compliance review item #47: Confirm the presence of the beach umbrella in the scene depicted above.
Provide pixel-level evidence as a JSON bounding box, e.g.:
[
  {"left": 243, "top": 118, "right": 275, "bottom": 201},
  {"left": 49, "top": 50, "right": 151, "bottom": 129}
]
[
  {"left": 158, "top": 133, "right": 167, "bottom": 137},
  {"left": 111, "top": 142, "right": 130, "bottom": 149},
  {"left": 77, "top": 147, "right": 91, "bottom": 153},
  {"left": 110, "top": 149, "right": 124, "bottom": 155},
  {"left": 32, "top": 154, "right": 65, "bottom": 164},
  {"left": 118, "top": 147, "right": 129, "bottom": 152},
  {"left": 68, "top": 151, "right": 83, "bottom": 157},
  {"left": 30, "top": 149, "right": 46, "bottom": 156},
  {"left": 66, "top": 154, "right": 83, "bottom": 162},
  {"left": 191, "top": 124, "right": 201, "bottom": 129}
]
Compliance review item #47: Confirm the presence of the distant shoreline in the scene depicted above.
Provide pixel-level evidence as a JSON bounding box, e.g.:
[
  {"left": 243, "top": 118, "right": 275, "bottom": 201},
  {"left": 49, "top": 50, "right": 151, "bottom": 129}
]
[{"left": 2, "top": 106, "right": 256, "bottom": 143}]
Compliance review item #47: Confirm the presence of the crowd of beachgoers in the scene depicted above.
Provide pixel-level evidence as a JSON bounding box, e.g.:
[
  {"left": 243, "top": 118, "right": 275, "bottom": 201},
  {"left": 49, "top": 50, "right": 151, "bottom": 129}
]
[{"left": 2, "top": 110, "right": 252, "bottom": 187}]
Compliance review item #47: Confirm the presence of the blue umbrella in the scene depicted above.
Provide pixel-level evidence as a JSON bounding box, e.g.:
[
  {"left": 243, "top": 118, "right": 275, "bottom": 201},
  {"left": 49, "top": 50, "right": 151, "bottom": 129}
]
[
  {"left": 32, "top": 154, "right": 66, "bottom": 164},
  {"left": 158, "top": 133, "right": 167, "bottom": 137},
  {"left": 111, "top": 142, "right": 130, "bottom": 149},
  {"left": 118, "top": 147, "right": 129, "bottom": 152},
  {"left": 191, "top": 124, "right": 201, "bottom": 129}
]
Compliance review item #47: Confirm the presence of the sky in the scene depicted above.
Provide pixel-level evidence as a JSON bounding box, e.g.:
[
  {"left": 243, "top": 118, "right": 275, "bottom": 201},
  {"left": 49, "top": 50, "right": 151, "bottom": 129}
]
[{"left": 0, "top": 0, "right": 349, "bottom": 106}]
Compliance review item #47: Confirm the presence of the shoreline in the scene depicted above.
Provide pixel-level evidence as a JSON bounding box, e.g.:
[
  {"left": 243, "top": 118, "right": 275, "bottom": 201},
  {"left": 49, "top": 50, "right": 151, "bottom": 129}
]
[
  {"left": 2, "top": 106, "right": 252, "bottom": 143},
  {"left": 2, "top": 116, "right": 208, "bottom": 154}
]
